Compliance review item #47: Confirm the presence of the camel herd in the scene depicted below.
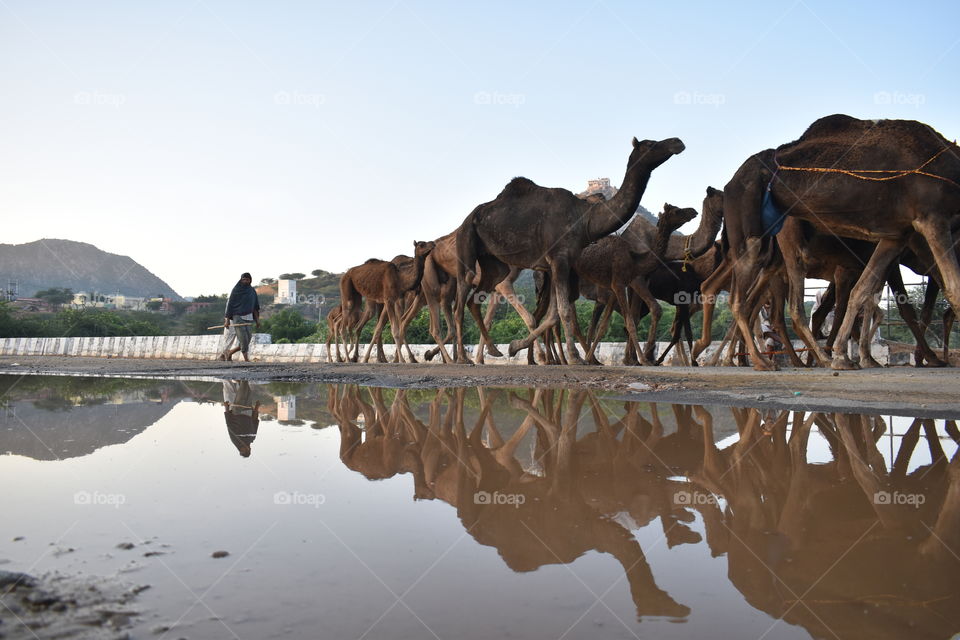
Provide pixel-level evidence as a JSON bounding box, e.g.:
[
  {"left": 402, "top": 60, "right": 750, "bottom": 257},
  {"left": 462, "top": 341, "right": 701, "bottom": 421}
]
[{"left": 331, "top": 114, "right": 960, "bottom": 370}]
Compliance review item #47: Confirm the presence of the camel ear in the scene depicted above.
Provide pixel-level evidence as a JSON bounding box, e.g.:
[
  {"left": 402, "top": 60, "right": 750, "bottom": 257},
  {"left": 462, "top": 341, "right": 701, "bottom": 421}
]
[
  {"left": 663, "top": 202, "right": 672, "bottom": 211},
  {"left": 632, "top": 136, "right": 640, "bottom": 147}
]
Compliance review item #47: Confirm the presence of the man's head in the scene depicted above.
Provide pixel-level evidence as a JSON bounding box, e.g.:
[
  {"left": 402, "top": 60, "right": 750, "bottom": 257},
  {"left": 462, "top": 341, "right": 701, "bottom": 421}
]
[{"left": 240, "top": 272, "right": 252, "bottom": 285}]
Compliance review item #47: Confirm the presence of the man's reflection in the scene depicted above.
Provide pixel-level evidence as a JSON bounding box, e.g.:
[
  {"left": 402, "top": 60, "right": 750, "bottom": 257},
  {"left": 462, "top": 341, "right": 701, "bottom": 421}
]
[{"left": 223, "top": 380, "right": 260, "bottom": 458}]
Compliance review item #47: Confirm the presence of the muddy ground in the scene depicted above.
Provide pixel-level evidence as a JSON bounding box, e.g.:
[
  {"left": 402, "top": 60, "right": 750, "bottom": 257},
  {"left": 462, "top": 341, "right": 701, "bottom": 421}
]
[{"left": 2, "top": 354, "right": 959, "bottom": 417}]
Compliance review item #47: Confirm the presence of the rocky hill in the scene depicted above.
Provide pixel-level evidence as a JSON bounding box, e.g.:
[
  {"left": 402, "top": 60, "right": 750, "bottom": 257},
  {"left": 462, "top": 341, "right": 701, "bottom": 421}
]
[{"left": 0, "top": 239, "right": 181, "bottom": 300}]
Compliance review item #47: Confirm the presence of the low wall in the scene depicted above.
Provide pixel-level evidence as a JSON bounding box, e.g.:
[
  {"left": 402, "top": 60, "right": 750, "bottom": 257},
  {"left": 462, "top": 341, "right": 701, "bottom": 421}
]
[{"left": 0, "top": 335, "right": 908, "bottom": 366}]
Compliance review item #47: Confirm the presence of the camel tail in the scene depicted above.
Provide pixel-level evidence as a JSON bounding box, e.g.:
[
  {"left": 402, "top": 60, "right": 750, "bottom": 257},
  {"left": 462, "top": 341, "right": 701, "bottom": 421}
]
[{"left": 339, "top": 273, "right": 362, "bottom": 313}]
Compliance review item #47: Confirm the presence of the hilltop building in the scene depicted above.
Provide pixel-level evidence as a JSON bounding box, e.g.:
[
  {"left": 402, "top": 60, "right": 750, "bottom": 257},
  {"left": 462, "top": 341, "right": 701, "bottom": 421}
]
[{"left": 276, "top": 279, "right": 297, "bottom": 305}]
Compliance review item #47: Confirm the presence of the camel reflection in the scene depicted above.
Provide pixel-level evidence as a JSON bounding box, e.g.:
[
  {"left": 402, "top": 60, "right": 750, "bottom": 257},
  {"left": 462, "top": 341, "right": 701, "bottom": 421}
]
[{"left": 328, "top": 385, "right": 960, "bottom": 635}]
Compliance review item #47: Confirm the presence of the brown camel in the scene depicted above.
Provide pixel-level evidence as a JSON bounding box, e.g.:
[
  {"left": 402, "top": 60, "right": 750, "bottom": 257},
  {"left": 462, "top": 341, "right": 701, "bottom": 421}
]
[
  {"left": 418, "top": 232, "right": 533, "bottom": 364},
  {"left": 454, "top": 136, "right": 685, "bottom": 364},
  {"left": 723, "top": 114, "right": 960, "bottom": 370},
  {"left": 575, "top": 203, "right": 697, "bottom": 364},
  {"left": 339, "top": 240, "right": 435, "bottom": 363},
  {"left": 620, "top": 186, "right": 724, "bottom": 261}
]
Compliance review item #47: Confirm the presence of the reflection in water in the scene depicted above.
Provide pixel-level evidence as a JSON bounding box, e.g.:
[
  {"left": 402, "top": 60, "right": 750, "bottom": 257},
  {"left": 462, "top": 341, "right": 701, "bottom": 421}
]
[
  {"left": 328, "top": 385, "right": 960, "bottom": 636},
  {"left": 1, "top": 375, "right": 959, "bottom": 639},
  {"left": 222, "top": 380, "right": 261, "bottom": 457}
]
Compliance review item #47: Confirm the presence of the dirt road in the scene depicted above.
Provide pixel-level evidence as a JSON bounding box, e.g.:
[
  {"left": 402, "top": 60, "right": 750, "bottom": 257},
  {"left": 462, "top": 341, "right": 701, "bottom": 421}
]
[{"left": 1, "top": 355, "right": 959, "bottom": 417}]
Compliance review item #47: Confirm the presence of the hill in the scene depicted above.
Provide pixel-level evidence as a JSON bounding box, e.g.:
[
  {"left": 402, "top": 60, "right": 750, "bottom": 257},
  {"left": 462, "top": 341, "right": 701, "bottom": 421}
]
[{"left": 0, "top": 239, "right": 181, "bottom": 300}]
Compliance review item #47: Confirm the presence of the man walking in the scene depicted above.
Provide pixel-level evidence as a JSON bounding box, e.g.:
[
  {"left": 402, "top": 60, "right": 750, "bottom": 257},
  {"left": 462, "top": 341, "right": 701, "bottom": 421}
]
[{"left": 219, "top": 272, "right": 261, "bottom": 362}]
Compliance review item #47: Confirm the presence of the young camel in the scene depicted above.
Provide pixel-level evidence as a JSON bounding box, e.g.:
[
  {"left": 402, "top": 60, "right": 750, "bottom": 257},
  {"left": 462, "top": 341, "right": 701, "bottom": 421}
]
[{"left": 339, "top": 241, "right": 435, "bottom": 363}]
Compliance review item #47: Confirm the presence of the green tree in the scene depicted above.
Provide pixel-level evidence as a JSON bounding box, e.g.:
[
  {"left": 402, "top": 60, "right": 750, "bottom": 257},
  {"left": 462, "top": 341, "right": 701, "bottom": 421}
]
[
  {"left": 260, "top": 308, "right": 316, "bottom": 342},
  {"left": 145, "top": 300, "right": 162, "bottom": 311},
  {"left": 34, "top": 287, "right": 74, "bottom": 307},
  {"left": 279, "top": 273, "right": 306, "bottom": 280},
  {"left": 260, "top": 278, "right": 276, "bottom": 286}
]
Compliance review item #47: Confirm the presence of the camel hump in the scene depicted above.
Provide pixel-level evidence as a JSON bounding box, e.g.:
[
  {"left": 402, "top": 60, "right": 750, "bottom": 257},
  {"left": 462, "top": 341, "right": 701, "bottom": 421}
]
[
  {"left": 363, "top": 258, "right": 384, "bottom": 265},
  {"left": 800, "top": 114, "right": 863, "bottom": 140},
  {"left": 501, "top": 176, "right": 537, "bottom": 195}
]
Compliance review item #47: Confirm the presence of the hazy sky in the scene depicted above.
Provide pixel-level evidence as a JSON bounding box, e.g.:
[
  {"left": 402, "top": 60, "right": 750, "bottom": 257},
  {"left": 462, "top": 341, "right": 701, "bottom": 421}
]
[{"left": 2, "top": 0, "right": 958, "bottom": 296}]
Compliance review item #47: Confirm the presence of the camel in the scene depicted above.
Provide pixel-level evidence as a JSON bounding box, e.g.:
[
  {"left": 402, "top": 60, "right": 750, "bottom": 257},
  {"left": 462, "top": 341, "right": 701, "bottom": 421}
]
[
  {"left": 454, "top": 136, "right": 685, "bottom": 364},
  {"left": 723, "top": 114, "right": 960, "bottom": 370},
  {"left": 418, "top": 232, "right": 534, "bottom": 364},
  {"left": 620, "top": 186, "right": 724, "bottom": 261},
  {"left": 339, "top": 240, "right": 435, "bottom": 363},
  {"left": 575, "top": 203, "right": 697, "bottom": 364}
]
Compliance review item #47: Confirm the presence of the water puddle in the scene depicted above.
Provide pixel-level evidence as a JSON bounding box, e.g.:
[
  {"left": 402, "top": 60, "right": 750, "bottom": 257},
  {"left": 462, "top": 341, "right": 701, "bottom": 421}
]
[{"left": 0, "top": 375, "right": 958, "bottom": 639}]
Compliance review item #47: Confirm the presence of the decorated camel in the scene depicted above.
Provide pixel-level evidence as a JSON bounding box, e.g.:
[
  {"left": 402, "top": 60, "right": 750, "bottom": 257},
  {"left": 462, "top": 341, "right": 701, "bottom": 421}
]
[{"left": 723, "top": 114, "right": 960, "bottom": 370}]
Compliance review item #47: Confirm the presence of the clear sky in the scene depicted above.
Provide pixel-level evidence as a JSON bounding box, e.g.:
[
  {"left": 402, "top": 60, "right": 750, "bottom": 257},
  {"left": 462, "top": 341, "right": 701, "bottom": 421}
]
[{"left": 1, "top": 0, "right": 958, "bottom": 297}]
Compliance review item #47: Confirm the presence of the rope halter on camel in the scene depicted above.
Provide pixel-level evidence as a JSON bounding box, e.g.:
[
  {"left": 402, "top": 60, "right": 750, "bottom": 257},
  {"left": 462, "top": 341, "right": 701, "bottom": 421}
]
[{"left": 681, "top": 235, "right": 693, "bottom": 272}]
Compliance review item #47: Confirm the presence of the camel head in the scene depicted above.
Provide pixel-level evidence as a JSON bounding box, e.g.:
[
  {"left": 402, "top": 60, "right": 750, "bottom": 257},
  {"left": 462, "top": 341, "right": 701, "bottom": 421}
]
[
  {"left": 412, "top": 240, "right": 436, "bottom": 258},
  {"left": 660, "top": 203, "right": 698, "bottom": 230},
  {"left": 630, "top": 136, "right": 686, "bottom": 169},
  {"left": 701, "top": 185, "right": 722, "bottom": 216}
]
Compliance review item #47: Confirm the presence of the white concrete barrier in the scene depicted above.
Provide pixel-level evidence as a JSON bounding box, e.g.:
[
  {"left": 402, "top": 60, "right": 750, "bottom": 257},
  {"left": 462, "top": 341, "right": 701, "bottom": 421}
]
[{"left": 0, "top": 335, "right": 906, "bottom": 366}]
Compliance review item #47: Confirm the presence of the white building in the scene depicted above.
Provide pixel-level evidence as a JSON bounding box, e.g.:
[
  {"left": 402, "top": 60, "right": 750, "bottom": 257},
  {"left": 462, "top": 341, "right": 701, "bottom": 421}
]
[
  {"left": 275, "top": 395, "right": 296, "bottom": 421},
  {"left": 276, "top": 279, "right": 297, "bottom": 304}
]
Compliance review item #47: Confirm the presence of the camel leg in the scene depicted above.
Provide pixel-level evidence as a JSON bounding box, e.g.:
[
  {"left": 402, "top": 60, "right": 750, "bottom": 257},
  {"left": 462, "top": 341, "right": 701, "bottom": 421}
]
[
  {"left": 691, "top": 258, "right": 731, "bottom": 362},
  {"left": 616, "top": 284, "right": 647, "bottom": 366},
  {"left": 831, "top": 239, "right": 903, "bottom": 370},
  {"left": 887, "top": 268, "right": 946, "bottom": 367},
  {"left": 783, "top": 249, "right": 831, "bottom": 367},
  {"left": 362, "top": 306, "right": 389, "bottom": 363},
  {"left": 585, "top": 300, "right": 614, "bottom": 363},
  {"left": 496, "top": 277, "right": 545, "bottom": 359},
  {"left": 550, "top": 260, "right": 585, "bottom": 365},
  {"left": 507, "top": 285, "right": 561, "bottom": 358},
  {"left": 856, "top": 303, "right": 885, "bottom": 369},
  {"left": 628, "top": 279, "right": 659, "bottom": 365},
  {"left": 730, "top": 238, "right": 776, "bottom": 370},
  {"left": 478, "top": 291, "right": 504, "bottom": 359},
  {"left": 913, "top": 216, "right": 960, "bottom": 346}
]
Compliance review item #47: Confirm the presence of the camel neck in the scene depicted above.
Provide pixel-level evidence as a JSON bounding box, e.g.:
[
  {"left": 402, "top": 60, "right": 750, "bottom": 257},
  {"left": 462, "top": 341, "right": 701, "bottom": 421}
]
[{"left": 586, "top": 158, "right": 652, "bottom": 240}]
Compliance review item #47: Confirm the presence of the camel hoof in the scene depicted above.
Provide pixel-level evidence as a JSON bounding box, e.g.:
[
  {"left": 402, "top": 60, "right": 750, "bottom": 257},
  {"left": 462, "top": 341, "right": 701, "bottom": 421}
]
[
  {"left": 860, "top": 356, "right": 882, "bottom": 369},
  {"left": 424, "top": 350, "right": 437, "bottom": 362},
  {"left": 752, "top": 357, "right": 778, "bottom": 371},
  {"left": 508, "top": 340, "right": 524, "bottom": 357},
  {"left": 831, "top": 355, "right": 859, "bottom": 371},
  {"left": 486, "top": 344, "right": 503, "bottom": 357}
]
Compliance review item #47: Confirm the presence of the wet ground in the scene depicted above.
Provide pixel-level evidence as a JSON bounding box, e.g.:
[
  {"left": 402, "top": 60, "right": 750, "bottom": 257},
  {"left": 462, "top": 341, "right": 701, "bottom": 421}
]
[
  {"left": 3, "top": 355, "right": 960, "bottom": 416},
  {"left": 0, "top": 374, "right": 958, "bottom": 639}
]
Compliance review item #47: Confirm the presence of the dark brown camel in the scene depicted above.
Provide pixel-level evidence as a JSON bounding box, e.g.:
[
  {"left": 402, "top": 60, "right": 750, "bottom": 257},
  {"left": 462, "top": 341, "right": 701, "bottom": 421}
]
[
  {"left": 454, "top": 136, "right": 685, "bottom": 364},
  {"left": 339, "top": 240, "right": 435, "bottom": 363},
  {"left": 620, "top": 186, "right": 724, "bottom": 261},
  {"left": 575, "top": 203, "right": 697, "bottom": 364},
  {"left": 723, "top": 114, "right": 960, "bottom": 370}
]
